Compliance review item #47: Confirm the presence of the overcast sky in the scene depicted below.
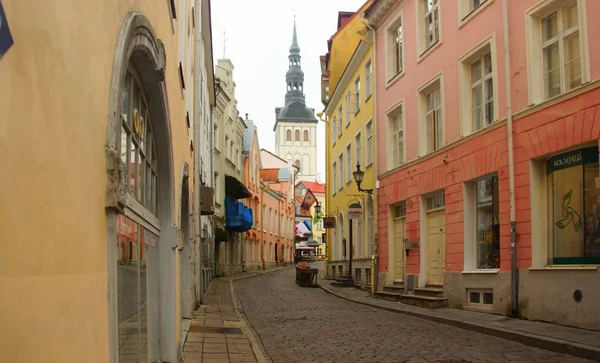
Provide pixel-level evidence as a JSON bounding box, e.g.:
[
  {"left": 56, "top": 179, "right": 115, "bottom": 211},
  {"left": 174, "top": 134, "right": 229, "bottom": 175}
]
[{"left": 211, "top": 0, "right": 367, "bottom": 183}]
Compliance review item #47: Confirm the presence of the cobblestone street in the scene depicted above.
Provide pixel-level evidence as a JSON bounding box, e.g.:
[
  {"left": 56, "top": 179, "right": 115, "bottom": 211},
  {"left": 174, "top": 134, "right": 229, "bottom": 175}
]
[{"left": 235, "top": 264, "right": 595, "bottom": 363}]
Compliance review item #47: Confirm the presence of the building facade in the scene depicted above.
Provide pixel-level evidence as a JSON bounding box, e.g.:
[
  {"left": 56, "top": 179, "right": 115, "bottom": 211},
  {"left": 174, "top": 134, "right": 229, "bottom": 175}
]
[
  {"left": 0, "top": 0, "right": 215, "bottom": 361},
  {"left": 213, "top": 59, "right": 250, "bottom": 277},
  {"left": 366, "top": 0, "right": 600, "bottom": 331},
  {"left": 321, "top": 3, "right": 377, "bottom": 290},
  {"left": 274, "top": 19, "right": 319, "bottom": 182}
]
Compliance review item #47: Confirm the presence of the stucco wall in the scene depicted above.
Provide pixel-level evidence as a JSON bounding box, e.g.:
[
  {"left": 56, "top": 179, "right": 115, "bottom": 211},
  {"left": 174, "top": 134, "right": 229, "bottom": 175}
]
[{"left": 0, "top": 0, "right": 192, "bottom": 360}]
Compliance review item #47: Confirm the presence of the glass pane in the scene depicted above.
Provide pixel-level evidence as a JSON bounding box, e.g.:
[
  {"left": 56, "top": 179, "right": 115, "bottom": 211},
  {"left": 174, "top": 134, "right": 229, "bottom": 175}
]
[
  {"left": 471, "top": 59, "right": 482, "bottom": 83},
  {"left": 485, "top": 78, "right": 494, "bottom": 124},
  {"left": 118, "top": 217, "right": 142, "bottom": 363},
  {"left": 469, "top": 291, "right": 480, "bottom": 304},
  {"left": 435, "top": 109, "right": 442, "bottom": 149},
  {"left": 121, "top": 126, "right": 129, "bottom": 167},
  {"left": 550, "top": 161, "right": 583, "bottom": 260},
  {"left": 122, "top": 74, "right": 131, "bottom": 125},
  {"left": 426, "top": 113, "right": 434, "bottom": 152},
  {"left": 542, "top": 11, "right": 558, "bottom": 42},
  {"left": 472, "top": 84, "right": 483, "bottom": 109},
  {"left": 543, "top": 43, "right": 561, "bottom": 98},
  {"left": 483, "top": 292, "right": 494, "bottom": 304},
  {"left": 562, "top": 3, "right": 578, "bottom": 31},
  {"left": 129, "top": 144, "right": 137, "bottom": 193},
  {"left": 564, "top": 33, "right": 581, "bottom": 90},
  {"left": 476, "top": 176, "right": 500, "bottom": 269},
  {"left": 484, "top": 53, "right": 492, "bottom": 74},
  {"left": 583, "top": 155, "right": 600, "bottom": 257}
]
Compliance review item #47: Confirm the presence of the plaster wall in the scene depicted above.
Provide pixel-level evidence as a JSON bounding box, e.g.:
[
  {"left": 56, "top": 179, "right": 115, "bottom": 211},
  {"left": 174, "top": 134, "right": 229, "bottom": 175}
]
[{"left": 0, "top": 0, "right": 193, "bottom": 360}]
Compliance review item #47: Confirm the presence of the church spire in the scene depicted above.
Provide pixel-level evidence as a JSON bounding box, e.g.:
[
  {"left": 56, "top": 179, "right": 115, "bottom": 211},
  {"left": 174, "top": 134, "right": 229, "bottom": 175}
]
[{"left": 285, "top": 16, "right": 305, "bottom": 106}]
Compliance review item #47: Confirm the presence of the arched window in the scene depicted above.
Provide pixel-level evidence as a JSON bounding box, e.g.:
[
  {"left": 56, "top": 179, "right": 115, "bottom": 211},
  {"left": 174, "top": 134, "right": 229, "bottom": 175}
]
[
  {"left": 121, "top": 69, "right": 158, "bottom": 214},
  {"left": 303, "top": 130, "right": 309, "bottom": 141},
  {"left": 286, "top": 129, "right": 292, "bottom": 141},
  {"left": 295, "top": 130, "right": 300, "bottom": 141}
]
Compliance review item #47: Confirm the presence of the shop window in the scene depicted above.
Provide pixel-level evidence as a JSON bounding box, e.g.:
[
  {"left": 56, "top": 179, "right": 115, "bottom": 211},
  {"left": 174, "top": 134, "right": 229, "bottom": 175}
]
[
  {"left": 475, "top": 176, "right": 500, "bottom": 269},
  {"left": 547, "top": 147, "right": 600, "bottom": 264}
]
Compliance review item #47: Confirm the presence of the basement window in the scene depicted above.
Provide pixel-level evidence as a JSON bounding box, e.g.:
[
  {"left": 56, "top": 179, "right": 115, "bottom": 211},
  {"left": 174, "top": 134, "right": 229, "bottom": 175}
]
[{"left": 468, "top": 289, "right": 493, "bottom": 307}]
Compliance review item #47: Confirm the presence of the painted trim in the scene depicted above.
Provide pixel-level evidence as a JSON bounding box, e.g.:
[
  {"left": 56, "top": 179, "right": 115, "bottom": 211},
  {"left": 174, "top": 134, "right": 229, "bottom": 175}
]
[{"left": 458, "top": 0, "right": 495, "bottom": 29}]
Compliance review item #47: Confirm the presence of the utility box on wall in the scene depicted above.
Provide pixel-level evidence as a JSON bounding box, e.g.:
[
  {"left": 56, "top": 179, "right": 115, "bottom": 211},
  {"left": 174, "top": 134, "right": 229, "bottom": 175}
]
[{"left": 200, "top": 186, "right": 215, "bottom": 215}]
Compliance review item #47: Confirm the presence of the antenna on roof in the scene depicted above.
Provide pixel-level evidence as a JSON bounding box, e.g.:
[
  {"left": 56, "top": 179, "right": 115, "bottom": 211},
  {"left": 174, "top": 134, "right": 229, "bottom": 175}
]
[{"left": 222, "top": 29, "right": 227, "bottom": 58}]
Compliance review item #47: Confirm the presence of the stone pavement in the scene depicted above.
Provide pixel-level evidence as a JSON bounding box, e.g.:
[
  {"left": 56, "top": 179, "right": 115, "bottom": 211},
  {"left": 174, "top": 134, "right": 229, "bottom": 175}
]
[
  {"left": 181, "top": 266, "right": 291, "bottom": 363},
  {"left": 318, "top": 278, "right": 600, "bottom": 362},
  {"left": 235, "top": 263, "right": 597, "bottom": 363}
]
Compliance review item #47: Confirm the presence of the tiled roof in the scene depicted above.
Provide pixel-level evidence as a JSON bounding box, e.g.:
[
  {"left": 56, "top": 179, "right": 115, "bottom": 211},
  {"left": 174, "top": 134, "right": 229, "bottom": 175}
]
[
  {"left": 300, "top": 181, "right": 326, "bottom": 194},
  {"left": 260, "top": 168, "right": 280, "bottom": 182}
]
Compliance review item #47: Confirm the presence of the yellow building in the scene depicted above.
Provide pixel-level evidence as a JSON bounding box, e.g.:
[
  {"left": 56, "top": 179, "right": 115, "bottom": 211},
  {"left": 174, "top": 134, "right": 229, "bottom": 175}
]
[
  {"left": 0, "top": 0, "right": 214, "bottom": 361},
  {"left": 322, "top": 16, "right": 377, "bottom": 290}
]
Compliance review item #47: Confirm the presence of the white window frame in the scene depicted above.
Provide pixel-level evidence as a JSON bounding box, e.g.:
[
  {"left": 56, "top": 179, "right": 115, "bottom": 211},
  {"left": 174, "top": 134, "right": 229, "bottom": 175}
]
[
  {"left": 384, "top": 10, "right": 405, "bottom": 85},
  {"left": 354, "top": 77, "right": 361, "bottom": 113},
  {"left": 345, "top": 92, "right": 351, "bottom": 126},
  {"left": 331, "top": 117, "right": 337, "bottom": 145},
  {"left": 416, "top": 0, "right": 443, "bottom": 62},
  {"left": 458, "top": 35, "right": 499, "bottom": 137},
  {"left": 418, "top": 74, "right": 444, "bottom": 156},
  {"left": 463, "top": 174, "right": 501, "bottom": 272},
  {"left": 337, "top": 106, "right": 343, "bottom": 136},
  {"left": 386, "top": 101, "right": 405, "bottom": 170},
  {"left": 333, "top": 161, "right": 337, "bottom": 194},
  {"left": 355, "top": 131, "right": 362, "bottom": 169},
  {"left": 458, "top": 0, "right": 493, "bottom": 28},
  {"left": 525, "top": 0, "right": 590, "bottom": 106},
  {"left": 338, "top": 153, "right": 344, "bottom": 190},
  {"left": 365, "top": 119, "right": 373, "bottom": 167},
  {"left": 365, "top": 60, "right": 373, "bottom": 98},
  {"left": 346, "top": 143, "right": 352, "bottom": 185}
]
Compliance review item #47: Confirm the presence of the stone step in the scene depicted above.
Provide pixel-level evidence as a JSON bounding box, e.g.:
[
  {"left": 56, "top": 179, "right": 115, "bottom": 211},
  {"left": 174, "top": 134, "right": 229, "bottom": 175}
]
[
  {"left": 331, "top": 279, "right": 355, "bottom": 288},
  {"left": 374, "top": 291, "right": 403, "bottom": 302},
  {"left": 414, "top": 287, "right": 444, "bottom": 298},
  {"left": 383, "top": 285, "right": 405, "bottom": 293},
  {"left": 401, "top": 294, "right": 447, "bottom": 309}
]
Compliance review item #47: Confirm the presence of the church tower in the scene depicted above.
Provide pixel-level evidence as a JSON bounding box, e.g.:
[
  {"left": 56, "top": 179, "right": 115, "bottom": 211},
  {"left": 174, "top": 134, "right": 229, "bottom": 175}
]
[{"left": 274, "top": 17, "right": 318, "bottom": 183}]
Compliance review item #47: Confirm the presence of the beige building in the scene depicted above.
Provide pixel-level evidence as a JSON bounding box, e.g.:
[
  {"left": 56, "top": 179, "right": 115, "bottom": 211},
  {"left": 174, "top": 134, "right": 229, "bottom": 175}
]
[
  {"left": 212, "top": 59, "right": 249, "bottom": 277},
  {"left": 0, "top": 0, "right": 214, "bottom": 361}
]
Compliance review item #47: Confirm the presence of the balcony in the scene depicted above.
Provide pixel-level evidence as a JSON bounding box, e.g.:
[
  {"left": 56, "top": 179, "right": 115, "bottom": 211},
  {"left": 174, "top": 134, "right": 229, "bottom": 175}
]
[{"left": 225, "top": 196, "right": 253, "bottom": 232}]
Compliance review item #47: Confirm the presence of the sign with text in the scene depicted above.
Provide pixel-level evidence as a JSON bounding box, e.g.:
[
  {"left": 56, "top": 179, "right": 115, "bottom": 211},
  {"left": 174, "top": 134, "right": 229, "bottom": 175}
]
[
  {"left": 323, "top": 216, "right": 336, "bottom": 229},
  {"left": 0, "top": 1, "right": 13, "bottom": 58},
  {"left": 143, "top": 227, "right": 158, "bottom": 249},
  {"left": 348, "top": 202, "right": 363, "bottom": 220}
]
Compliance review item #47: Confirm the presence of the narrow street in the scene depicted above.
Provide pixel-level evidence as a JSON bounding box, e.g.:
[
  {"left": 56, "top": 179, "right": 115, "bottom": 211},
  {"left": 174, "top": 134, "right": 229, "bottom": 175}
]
[{"left": 235, "top": 264, "right": 594, "bottom": 363}]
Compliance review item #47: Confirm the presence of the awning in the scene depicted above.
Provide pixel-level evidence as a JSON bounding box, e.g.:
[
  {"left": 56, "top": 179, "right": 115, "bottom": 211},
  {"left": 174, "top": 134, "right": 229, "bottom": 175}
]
[
  {"left": 225, "top": 175, "right": 251, "bottom": 200},
  {"left": 215, "top": 228, "right": 228, "bottom": 243}
]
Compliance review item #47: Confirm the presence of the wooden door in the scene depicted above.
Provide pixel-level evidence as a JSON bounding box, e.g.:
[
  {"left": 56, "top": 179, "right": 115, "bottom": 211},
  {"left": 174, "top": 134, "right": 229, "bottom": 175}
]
[
  {"left": 393, "top": 218, "right": 405, "bottom": 282},
  {"left": 427, "top": 210, "right": 445, "bottom": 285}
]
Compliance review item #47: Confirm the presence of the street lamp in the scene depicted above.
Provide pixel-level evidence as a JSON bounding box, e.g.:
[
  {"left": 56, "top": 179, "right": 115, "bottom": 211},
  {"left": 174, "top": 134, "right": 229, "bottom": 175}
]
[
  {"left": 314, "top": 200, "right": 322, "bottom": 215},
  {"left": 353, "top": 162, "right": 373, "bottom": 194}
]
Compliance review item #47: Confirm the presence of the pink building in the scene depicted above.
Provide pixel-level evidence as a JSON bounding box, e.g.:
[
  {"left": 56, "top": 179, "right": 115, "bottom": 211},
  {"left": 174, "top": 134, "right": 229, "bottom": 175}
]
[{"left": 365, "top": 0, "right": 600, "bottom": 330}]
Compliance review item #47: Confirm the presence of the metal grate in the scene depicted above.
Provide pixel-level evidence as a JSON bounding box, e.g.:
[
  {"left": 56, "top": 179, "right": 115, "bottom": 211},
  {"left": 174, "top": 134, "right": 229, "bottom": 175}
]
[{"left": 188, "top": 325, "right": 243, "bottom": 335}]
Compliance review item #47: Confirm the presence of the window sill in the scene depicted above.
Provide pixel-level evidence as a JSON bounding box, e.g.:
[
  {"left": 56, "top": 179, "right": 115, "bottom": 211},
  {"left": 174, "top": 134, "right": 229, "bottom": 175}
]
[
  {"left": 529, "top": 266, "right": 599, "bottom": 271},
  {"left": 366, "top": 162, "right": 374, "bottom": 169},
  {"left": 385, "top": 71, "right": 405, "bottom": 89},
  {"left": 458, "top": 0, "right": 494, "bottom": 29},
  {"left": 462, "top": 269, "right": 500, "bottom": 274},
  {"left": 417, "top": 41, "right": 442, "bottom": 64},
  {"left": 365, "top": 94, "right": 372, "bottom": 102}
]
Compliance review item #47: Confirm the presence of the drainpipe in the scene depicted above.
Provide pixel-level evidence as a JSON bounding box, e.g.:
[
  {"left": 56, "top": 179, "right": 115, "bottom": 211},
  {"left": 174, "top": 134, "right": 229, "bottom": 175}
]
[
  {"left": 260, "top": 185, "right": 266, "bottom": 270},
  {"left": 193, "top": 0, "right": 204, "bottom": 304},
  {"left": 360, "top": 13, "right": 379, "bottom": 296},
  {"left": 502, "top": 0, "right": 518, "bottom": 317}
]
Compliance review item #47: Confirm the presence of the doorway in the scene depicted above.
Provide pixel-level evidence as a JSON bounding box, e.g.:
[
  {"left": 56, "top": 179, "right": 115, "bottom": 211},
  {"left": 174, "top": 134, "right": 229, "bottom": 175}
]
[{"left": 425, "top": 191, "right": 446, "bottom": 286}]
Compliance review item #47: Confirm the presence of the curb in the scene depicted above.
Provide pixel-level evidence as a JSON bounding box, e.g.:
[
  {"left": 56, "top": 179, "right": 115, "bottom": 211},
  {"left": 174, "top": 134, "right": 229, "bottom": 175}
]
[
  {"left": 229, "top": 265, "right": 292, "bottom": 282},
  {"left": 229, "top": 281, "right": 270, "bottom": 363},
  {"left": 318, "top": 283, "right": 600, "bottom": 362}
]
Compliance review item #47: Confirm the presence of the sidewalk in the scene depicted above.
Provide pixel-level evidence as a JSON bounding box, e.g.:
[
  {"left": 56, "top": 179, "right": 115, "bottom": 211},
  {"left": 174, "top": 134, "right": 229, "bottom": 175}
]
[
  {"left": 181, "top": 266, "right": 290, "bottom": 363},
  {"left": 318, "top": 279, "right": 600, "bottom": 362}
]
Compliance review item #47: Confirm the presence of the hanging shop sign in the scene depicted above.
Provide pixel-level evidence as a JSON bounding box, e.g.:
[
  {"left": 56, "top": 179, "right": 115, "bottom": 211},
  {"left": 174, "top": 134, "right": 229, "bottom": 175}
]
[
  {"left": 348, "top": 202, "right": 363, "bottom": 220},
  {"left": 323, "top": 216, "right": 335, "bottom": 229},
  {"left": 0, "top": 0, "right": 14, "bottom": 58}
]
